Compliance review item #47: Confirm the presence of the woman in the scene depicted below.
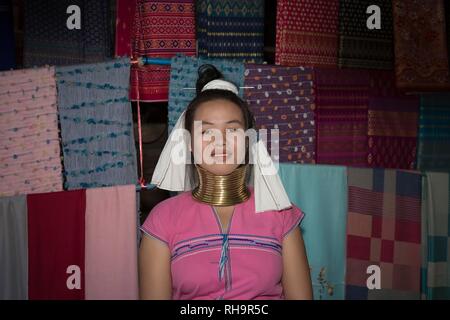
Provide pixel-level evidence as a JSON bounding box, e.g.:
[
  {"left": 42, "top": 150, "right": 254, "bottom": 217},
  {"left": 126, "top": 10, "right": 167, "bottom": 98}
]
[{"left": 139, "top": 64, "right": 312, "bottom": 300}]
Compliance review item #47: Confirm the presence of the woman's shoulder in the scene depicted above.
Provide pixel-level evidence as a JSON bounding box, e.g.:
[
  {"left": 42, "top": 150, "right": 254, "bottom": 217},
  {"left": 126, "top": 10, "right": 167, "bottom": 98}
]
[{"left": 149, "top": 191, "right": 193, "bottom": 216}]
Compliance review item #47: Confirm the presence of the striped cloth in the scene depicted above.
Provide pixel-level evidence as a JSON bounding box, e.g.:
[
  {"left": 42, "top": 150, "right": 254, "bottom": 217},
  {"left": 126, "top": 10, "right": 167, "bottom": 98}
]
[
  {"left": 314, "top": 68, "right": 369, "bottom": 167},
  {"left": 56, "top": 58, "right": 138, "bottom": 189},
  {"left": 279, "top": 164, "right": 348, "bottom": 300},
  {"left": 421, "top": 172, "right": 450, "bottom": 299},
  {"left": 275, "top": 0, "right": 339, "bottom": 67},
  {"left": 392, "top": 0, "right": 450, "bottom": 90},
  {"left": 24, "top": 0, "right": 113, "bottom": 67},
  {"left": 130, "top": 0, "right": 196, "bottom": 101},
  {"left": 168, "top": 54, "right": 245, "bottom": 133},
  {"left": 338, "top": 0, "right": 394, "bottom": 69},
  {"left": 244, "top": 65, "right": 315, "bottom": 163},
  {"left": 346, "top": 168, "right": 422, "bottom": 299},
  {"left": 0, "top": 67, "right": 63, "bottom": 197},
  {"left": 367, "top": 96, "right": 419, "bottom": 169},
  {"left": 197, "top": 0, "right": 265, "bottom": 63},
  {"left": 417, "top": 94, "right": 450, "bottom": 172}
]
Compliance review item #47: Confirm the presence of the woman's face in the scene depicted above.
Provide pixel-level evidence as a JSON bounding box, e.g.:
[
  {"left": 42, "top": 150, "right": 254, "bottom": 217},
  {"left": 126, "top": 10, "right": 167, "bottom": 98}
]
[{"left": 190, "top": 99, "right": 247, "bottom": 175}]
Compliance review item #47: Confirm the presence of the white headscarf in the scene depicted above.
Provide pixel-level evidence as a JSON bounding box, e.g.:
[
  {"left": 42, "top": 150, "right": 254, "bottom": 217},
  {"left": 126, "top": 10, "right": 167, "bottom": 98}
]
[{"left": 151, "top": 79, "right": 292, "bottom": 213}]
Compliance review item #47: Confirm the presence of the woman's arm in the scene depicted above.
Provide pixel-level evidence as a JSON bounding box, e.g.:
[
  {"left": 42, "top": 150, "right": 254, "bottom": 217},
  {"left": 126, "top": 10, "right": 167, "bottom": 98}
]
[
  {"left": 282, "top": 227, "right": 313, "bottom": 300},
  {"left": 138, "top": 234, "right": 172, "bottom": 300}
]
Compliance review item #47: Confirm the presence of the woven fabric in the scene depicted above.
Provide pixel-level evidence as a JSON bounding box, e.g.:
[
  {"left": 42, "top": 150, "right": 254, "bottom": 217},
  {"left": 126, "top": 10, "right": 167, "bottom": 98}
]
[
  {"left": 23, "top": 0, "right": 113, "bottom": 67},
  {"left": 417, "top": 94, "right": 450, "bottom": 172},
  {"left": 367, "top": 96, "right": 419, "bottom": 169},
  {"left": 338, "top": 0, "right": 394, "bottom": 69},
  {"left": 392, "top": 0, "right": 450, "bottom": 90},
  {"left": 0, "top": 67, "right": 63, "bottom": 197},
  {"left": 346, "top": 168, "right": 422, "bottom": 299},
  {"left": 314, "top": 68, "right": 369, "bottom": 167},
  {"left": 275, "top": 0, "right": 339, "bottom": 67},
  {"left": 197, "top": 0, "right": 264, "bottom": 63},
  {"left": 130, "top": 0, "right": 196, "bottom": 101},
  {"left": 115, "top": 0, "right": 137, "bottom": 57},
  {"left": 421, "top": 172, "right": 450, "bottom": 299},
  {"left": 56, "top": 58, "right": 138, "bottom": 189},
  {"left": 244, "top": 65, "right": 315, "bottom": 163}
]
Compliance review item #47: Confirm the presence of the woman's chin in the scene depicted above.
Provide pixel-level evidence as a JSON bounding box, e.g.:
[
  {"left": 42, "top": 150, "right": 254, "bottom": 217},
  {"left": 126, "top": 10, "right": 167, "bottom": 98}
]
[{"left": 199, "top": 163, "right": 241, "bottom": 176}]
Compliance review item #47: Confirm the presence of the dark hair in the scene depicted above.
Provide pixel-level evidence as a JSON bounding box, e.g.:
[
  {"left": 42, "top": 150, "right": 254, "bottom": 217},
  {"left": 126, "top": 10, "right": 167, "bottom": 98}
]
[{"left": 184, "top": 64, "right": 255, "bottom": 135}]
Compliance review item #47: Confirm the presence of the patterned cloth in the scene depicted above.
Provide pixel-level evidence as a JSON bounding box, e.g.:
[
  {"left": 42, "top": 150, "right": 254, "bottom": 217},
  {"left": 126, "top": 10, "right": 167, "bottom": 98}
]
[
  {"left": 0, "top": 67, "right": 63, "bottom": 197},
  {"left": 244, "top": 65, "right": 315, "bottom": 163},
  {"left": 338, "top": 0, "right": 394, "bottom": 69},
  {"left": 115, "top": 0, "right": 137, "bottom": 57},
  {"left": 130, "top": 0, "right": 196, "bottom": 101},
  {"left": 275, "top": 0, "right": 339, "bottom": 67},
  {"left": 278, "top": 164, "right": 348, "bottom": 300},
  {"left": 346, "top": 168, "right": 422, "bottom": 299},
  {"left": 417, "top": 94, "right": 450, "bottom": 172},
  {"left": 24, "top": 0, "right": 113, "bottom": 67},
  {"left": 367, "top": 96, "right": 419, "bottom": 169},
  {"left": 168, "top": 54, "right": 245, "bottom": 132},
  {"left": 56, "top": 58, "right": 138, "bottom": 189},
  {"left": 27, "top": 189, "right": 86, "bottom": 300},
  {"left": 197, "top": 0, "right": 264, "bottom": 63},
  {"left": 421, "top": 172, "right": 450, "bottom": 299},
  {"left": 314, "top": 68, "right": 369, "bottom": 167},
  {"left": 0, "top": 0, "right": 15, "bottom": 71},
  {"left": 0, "top": 196, "right": 28, "bottom": 300},
  {"left": 392, "top": 0, "right": 450, "bottom": 90}
]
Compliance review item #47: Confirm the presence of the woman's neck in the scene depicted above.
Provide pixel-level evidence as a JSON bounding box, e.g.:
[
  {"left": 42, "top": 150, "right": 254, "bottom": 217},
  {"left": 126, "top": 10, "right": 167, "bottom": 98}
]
[{"left": 192, "top": 164, "right": 250, "bottom": 207}]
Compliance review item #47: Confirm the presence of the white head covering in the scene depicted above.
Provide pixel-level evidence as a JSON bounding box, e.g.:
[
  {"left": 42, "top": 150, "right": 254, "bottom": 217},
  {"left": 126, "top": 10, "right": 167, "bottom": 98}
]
[{"left": 151, "top": 80, "right": 292, "bottom": 213}]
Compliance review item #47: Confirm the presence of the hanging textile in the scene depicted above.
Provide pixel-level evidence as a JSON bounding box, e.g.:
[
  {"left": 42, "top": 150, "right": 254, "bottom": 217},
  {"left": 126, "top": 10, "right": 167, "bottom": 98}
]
[
  {"left": 85, "top": 185, "right": 139, "bottom": 300},
  {"left": 338, "top": 0, "right": 394, "bottom": 70},
  {"left": 56, "top": 58, "right": 138, "bottom": 190},
  {"left": 115, "top": 0, "right": 137, "bottom": 57},
  {"left": 346, "top": 168, "right": 422, "bottom": 299},
  {"left": 0, "top": 196, "right": 28, "bottom": 300},
  {"left": 168, "top": 54, "right": 245, "bottom": 132},
  {"left": 421, "top": 172, "right": 450, "bottom": 299},
  {"left": 392, "top": 0, "right": 450, "bottom": 90},
  {"left": 197, "top": 0, "right": 265, "bottom": 63},
  {"left": 27, "top": 189, "right": 86, "bottom": 300},
  {"left": 275, "top": 0, "right": 339, "bottom": 67},
  {"left": 244, "top": 65, "right": 315, "bottom": 163},
  {"left": 314, "top": 68, "right": 369, "bottom": 167},
  {"left": 23, "top": 0, "right": 113, "bottom": 67},
  {"left": 130, "top": 0, "right": 196, "bottom": 101},
  {"left": 417, "top": 94, "right": 450, "bottom": 172},
  {"left": 278, "top": 163, "right": 348, "bottom": 300},
  {"left": 0, "top": 0, "right": 15, "bottom": 71},
  {"left": 367, "top": 96, "right": 419, "bottom": 169},
  {"left": 0, "top": 67, "right": 63, "bottom": 197}
]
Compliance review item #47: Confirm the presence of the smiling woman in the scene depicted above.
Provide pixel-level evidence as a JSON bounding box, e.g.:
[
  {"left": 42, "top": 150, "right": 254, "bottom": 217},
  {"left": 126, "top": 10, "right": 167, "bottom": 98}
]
[{"left": 138, "top": 64, "right": 313, "bottom": 300}]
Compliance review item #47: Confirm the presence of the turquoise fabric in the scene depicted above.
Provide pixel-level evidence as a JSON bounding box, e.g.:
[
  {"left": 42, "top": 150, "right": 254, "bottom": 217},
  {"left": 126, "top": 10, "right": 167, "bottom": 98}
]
[{"left": 278, "top": 163, "right": 348, "bottom": 300}]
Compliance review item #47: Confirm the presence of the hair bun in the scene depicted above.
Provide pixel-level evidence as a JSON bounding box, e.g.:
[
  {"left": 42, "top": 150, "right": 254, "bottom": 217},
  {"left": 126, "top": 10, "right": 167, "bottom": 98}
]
[{"left": 196, "top": 64, "right": 224, "bottom": 94}]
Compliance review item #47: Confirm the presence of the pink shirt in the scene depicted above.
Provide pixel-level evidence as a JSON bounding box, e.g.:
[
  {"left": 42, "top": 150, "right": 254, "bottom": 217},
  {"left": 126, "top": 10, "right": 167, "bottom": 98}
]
[{"left": 140, "top": 187, "right": 304, "bottom": 300}]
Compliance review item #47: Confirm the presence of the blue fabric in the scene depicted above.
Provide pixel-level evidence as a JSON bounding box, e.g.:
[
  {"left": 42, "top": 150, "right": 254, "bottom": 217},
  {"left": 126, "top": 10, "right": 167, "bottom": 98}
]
[
  {"left": 168, "top": 54, "right": 245, "bottom": 133},
  {"left": 278, "top": 163, "right": 348, "bottom": 300},
  {"left": 56, "top": 58, "right": 138, "bottom": 189}
]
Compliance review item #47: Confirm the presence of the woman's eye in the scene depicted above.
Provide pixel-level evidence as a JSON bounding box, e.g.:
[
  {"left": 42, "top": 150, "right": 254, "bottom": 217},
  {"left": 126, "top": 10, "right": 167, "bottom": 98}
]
[
  {"left": 202, "top": 129, "right": 213, "bottom": 135},
  {"left": 226, "top": 128, "right": 238, "bottom": 133}
]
